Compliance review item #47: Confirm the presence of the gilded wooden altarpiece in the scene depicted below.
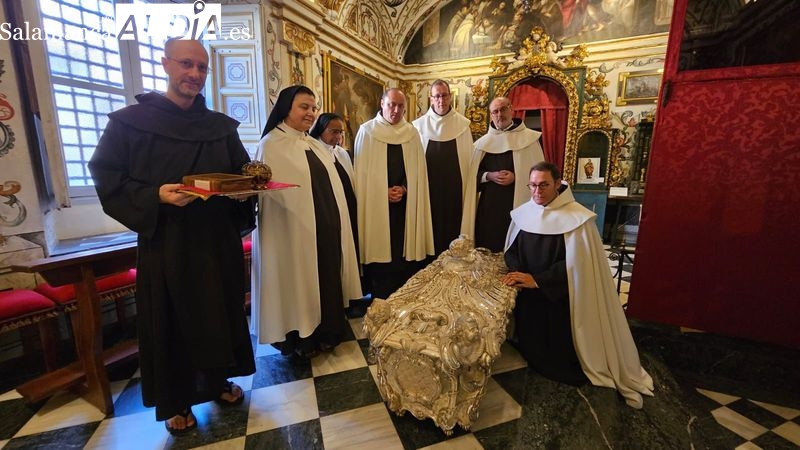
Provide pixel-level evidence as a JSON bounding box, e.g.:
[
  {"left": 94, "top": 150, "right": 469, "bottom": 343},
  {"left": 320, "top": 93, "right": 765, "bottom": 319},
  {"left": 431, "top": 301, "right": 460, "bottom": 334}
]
[{"left": 466, "top": 27, "right": 622, "bottom": 188}]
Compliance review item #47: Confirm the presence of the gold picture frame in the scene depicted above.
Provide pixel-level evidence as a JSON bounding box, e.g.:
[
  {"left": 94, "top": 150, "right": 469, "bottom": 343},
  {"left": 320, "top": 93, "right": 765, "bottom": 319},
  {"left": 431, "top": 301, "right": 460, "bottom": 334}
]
[
  {"left": 616, "top": 70, "right": 662, "bottom": 106},
  {"left": 323, "top": 53, "right": 385, "bottom": 152}
]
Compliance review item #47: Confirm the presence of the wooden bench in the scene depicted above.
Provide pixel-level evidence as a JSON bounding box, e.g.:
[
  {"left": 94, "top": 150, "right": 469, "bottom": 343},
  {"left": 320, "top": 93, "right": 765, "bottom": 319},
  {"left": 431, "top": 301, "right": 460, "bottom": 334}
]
[
  {"left": 11, "top": 242, "right": 138, "bottom": 414},
  {"left": 0, "top": 289, "right": 60, "bottom": 372},
  {"left": 35, "top": 269, "right": 137, "bottom": 330},
  {"left": 10, "top": 237, "right": 253, "bottom": 413}
]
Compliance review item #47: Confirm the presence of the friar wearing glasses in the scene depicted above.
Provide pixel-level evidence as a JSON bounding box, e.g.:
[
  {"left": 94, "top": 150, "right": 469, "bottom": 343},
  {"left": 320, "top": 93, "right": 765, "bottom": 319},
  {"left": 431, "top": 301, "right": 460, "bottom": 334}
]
[
  {"left": 412, "top": 80, "right": 474, "bottom": 256},
  {"left": 503, "top": 161, "right": 654, "bottom": 409},
  {"left": 89, "top": 38, "right": 255, "bottom": 434},
  {"left": 461, "top": 96, "right": 544, "bottom": 252},
  {"left": 354, "top": 88, "right": 434, "bottom": 301}
]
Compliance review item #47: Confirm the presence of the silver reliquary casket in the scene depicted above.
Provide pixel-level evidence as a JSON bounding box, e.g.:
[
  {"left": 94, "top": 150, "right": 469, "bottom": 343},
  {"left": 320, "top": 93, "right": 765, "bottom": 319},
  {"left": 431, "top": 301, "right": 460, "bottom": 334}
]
[{"left": 363, "top": 235, "right": 517, "bottom": 434}]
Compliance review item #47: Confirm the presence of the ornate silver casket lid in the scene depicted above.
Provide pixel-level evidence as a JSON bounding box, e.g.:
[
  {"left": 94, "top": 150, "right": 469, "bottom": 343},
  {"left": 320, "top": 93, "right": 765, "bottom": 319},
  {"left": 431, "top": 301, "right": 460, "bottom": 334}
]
[{"left": 364, "top": 235, "right": 518, "bottom": 434}]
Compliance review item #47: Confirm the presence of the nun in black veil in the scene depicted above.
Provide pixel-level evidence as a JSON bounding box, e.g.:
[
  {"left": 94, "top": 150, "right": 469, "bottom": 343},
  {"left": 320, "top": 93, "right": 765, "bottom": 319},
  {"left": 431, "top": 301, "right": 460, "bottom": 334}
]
[{"left": 250, "top": 85, "right": 362, "bottom": 358}]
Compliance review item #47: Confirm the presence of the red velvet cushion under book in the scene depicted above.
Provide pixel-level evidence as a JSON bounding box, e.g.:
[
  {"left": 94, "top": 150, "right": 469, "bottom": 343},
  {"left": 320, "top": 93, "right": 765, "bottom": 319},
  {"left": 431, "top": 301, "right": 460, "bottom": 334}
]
[
  {"left": 34, "top": 268, "right": 137, "bottom": 305},
  {"left": 0, "top": 289, "right": 57, "bottom": 321}
]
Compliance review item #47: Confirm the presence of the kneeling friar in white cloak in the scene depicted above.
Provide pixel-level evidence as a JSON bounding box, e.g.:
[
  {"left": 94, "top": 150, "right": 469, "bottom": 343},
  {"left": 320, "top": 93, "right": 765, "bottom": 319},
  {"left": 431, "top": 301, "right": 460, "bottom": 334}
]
[{"left": 503, "top": 161, "right": 654, "bottom": 409}]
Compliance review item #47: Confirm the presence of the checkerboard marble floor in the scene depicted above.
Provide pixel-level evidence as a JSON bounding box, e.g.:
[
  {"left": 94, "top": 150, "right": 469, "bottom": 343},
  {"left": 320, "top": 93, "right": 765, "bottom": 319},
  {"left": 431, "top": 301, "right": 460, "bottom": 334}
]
[
  {"left": 2, "top": 251, "right": 798, "bottom": 449},
  {"left": 698, "top": 388, "right": 800, "bottom": 449},
  {"left": 0, "top": 317, "right": 530, "bottom": 450}
]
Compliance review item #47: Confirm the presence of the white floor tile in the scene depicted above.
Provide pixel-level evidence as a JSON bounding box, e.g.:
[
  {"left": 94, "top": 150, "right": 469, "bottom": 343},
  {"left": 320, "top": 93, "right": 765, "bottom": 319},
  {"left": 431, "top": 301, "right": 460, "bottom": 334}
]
[
  {"left": 734, "top": 441, "right": 762, "bottom": 450},
  {"left": 192, "top": 436, "right": 246, "bottom": 449},
  {"left": 0, "top": 389, "right": 22, "bottom": 402},
  {"left": 255, "top": 341, "right": 280, "bottom": 358},
  {"left": 83, "top": 410, "right": 169, "bottom": 450},
  {"left": 246, "top": 379, "right": 318, "bottom": 435},
  {"left": 471, "top": 378, "right": 522, "bottom": 432},
  {"left": 711, "top": 406, "right": 767, "bottom": 440},
  {"left": 14, "top": 379, "right": 128, "bottom": 437},
  {"left": 696, "top": 388, "right": 739, "bottom": 405},
  {"left": 772, "top": 421, "right": 800, "bottom": 446},
  {"left": 492, "top": 342, "right": 527, "bottom": 374},
  {"left": 349, "top": 317, "right": 367, "bottom": 340},
  {"left": 311, "top": 340, "right": 367, "bottom": 377},
  {"left": 749, "top": 400, "right": 800, "bottom": 420},
  {"left": 319, "top": 403, "right": 403, "bottom": 450},
  {"left": 230, "top": 374, "right": 254, "bottom": 392},
  {"left": 420, "top": 433, "right": 483, "bottom": 450}
]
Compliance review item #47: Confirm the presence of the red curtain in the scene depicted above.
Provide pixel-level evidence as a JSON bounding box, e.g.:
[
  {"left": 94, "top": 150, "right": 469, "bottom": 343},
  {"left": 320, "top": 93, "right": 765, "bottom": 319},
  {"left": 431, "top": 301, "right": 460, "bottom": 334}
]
[
  {"left": 626, "top": 0, "right": 800, "bottom": 348},
  {"left": 507, "top": 80, "right": 568, "bottom": 172}
]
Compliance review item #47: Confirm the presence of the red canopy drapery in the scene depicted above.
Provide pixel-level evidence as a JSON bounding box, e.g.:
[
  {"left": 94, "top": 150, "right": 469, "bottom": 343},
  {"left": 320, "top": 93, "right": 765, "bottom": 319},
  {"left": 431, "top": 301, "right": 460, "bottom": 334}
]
[{"left": 506, "top": 79, "right": 568, "bottom": 172}]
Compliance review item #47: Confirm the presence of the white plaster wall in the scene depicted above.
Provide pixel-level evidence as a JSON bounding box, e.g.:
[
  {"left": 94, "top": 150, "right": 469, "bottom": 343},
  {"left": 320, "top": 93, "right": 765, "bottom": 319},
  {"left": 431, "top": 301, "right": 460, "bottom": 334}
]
[{"left": 0, "top": 1, "right": 44, "bottom": 238}]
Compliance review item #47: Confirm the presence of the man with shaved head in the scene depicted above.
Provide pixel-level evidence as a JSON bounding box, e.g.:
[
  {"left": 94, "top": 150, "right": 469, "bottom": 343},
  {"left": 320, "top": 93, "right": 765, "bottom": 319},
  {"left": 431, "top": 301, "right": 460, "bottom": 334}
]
[
  {"left": 461, "top": 96, "right": 544, "bottom": 252},
  {"left": 89, "top": 38, "right": 255, "bottom": 435},
  {"left": 354, "top": 88, "right": 434, "bottom": 301}
]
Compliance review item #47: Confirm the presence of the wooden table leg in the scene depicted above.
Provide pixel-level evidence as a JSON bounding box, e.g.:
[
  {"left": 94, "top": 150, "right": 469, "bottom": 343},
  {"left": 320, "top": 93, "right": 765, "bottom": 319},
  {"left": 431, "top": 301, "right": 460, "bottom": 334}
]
[{"left": 73, "top": 265, "right": 114, "bottom": 414}]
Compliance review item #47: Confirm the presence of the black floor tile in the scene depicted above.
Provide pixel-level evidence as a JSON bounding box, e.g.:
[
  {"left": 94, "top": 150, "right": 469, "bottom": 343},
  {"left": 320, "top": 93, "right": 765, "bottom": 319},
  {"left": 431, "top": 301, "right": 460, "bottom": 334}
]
[
  {"left": 164, "top": 397, "right": 251, "bottom": 450},
  {"left": 388, "top": 403, "right": 469, "bottom": 450},
  {"left": 111, "top": 377, "right": 151, "bottom": 418},
  {"left": 2, "top": 422, "right": 100, "bottom": 450},
  {"left": 751, "top": 430, "right": 799, "bottom": 450},
  {"left": 726, "top": 398, "right": 788, "bottom": 430},
  {"left": 244, "top": 419, "right": 323, "bottom": 450},
  {"left": 0, "top": 398, "right": 40, "bottom": 440},
  {"left": 250, "top": 353, "right": 312, "bottom": 390},
  {"left": 491, "top": 367, "right": 529, "bottom": 406},
  {"left": 473, "top": 419, "right": 522, "bottom": 450},
  {"left": 313, "top": 367, "right": 383, "bottom": 417}
]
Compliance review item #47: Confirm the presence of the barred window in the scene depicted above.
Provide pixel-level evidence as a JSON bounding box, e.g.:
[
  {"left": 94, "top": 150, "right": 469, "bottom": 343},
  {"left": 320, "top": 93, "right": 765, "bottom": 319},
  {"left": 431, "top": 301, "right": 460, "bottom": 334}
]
[{"left": 38, "top": 0, "right": 167, "bottom": 196}]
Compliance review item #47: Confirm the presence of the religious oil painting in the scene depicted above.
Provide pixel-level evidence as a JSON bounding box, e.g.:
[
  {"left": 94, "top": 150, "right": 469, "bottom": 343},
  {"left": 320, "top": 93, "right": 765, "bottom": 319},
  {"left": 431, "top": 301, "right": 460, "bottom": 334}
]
[
  {"left": 323, "top": 53, "right": 385, "bottom": 153},
  {"left": 403, "top": 0, "right": 673, "bottom": 64},
  {"left": 616, "top": 70, "right": 662, "bottom": 105},
  {"left": 578, "top": 157, "right": 603, "bottom": 184}
]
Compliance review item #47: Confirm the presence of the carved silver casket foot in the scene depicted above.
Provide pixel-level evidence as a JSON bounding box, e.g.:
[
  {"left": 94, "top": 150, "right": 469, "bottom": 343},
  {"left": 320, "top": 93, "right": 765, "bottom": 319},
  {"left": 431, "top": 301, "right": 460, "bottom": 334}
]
[{"left": 364, "top": 235, "right": 517, "bottom": 434}]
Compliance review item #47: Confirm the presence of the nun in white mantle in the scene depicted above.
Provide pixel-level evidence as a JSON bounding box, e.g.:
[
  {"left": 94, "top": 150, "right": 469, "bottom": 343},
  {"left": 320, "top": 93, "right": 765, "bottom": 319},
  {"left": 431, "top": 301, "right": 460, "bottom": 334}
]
[{"left": 251, "top": 85, "right": 361, "bottom": 358}]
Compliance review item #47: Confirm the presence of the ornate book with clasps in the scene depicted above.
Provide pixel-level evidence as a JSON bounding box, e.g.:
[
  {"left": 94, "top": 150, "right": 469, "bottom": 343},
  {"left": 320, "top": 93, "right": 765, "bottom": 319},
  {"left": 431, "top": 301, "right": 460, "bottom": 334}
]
[{"left": 182, "top": 173, "right": 254, "bottom": 192}]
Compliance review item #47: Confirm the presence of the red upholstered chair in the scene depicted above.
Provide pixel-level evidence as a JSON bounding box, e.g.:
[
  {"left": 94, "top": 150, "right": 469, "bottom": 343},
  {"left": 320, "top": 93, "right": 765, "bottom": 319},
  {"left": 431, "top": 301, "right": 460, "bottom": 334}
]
[
  {"left": 35, "top": 268, "right": 137, "bottom": 332},
  {"left": 0, "top": 289, "right": 60, "bottom": 372}
]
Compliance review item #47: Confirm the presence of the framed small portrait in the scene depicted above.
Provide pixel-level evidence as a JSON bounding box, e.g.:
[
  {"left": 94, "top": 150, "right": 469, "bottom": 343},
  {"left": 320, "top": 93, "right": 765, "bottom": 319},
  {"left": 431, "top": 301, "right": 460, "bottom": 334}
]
[
  {"left": 616, "top": 70, "right": 663, "bottom": 105},
  {"left": 577, "top": 157, "right": 603, "bottom": 184},
  {"left": 323, "top": 53, "right": 385, "bottom": 152}
]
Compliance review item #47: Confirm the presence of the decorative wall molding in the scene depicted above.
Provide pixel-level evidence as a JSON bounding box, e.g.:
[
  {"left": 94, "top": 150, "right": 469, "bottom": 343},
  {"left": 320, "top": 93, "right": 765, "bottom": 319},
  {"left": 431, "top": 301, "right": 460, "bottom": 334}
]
[
  {"left": 317, "top": 0, "right": 346, "bottom": 12},
  {"left": 281, "top": 20, "right": 316, "bottom": 56}
]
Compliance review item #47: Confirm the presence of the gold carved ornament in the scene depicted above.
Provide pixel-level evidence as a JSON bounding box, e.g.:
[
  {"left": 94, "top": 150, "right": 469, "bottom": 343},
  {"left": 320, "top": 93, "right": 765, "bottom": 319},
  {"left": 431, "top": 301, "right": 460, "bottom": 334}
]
[
  {"left": 317, "top": 0, "right": 345, "bottom": 12},
  {"left": 465, "top": 27, "right": 623, "bottom": 185},
  {"left": 582, "top": 69, "right": 612, "bottom": 129},
  {"left": 281, "top": 21, "right": 316, "bottom": 57},
  {"left": 492, "top": 66, "right": 582, "bottom": 184},
  {"left": 465, "top": 80, "right": 489, "bottom": 139},
  {"left": 608, "top": 130, "right": 626, "bottom": 186}
]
